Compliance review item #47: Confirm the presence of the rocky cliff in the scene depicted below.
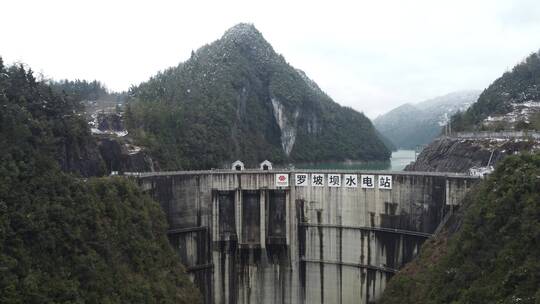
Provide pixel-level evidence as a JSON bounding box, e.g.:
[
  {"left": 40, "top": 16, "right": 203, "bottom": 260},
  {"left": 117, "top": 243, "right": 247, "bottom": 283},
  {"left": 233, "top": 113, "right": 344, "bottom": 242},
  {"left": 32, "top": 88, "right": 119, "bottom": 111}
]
[
  {"left": 405, "top": 136, "right": 539, "bottom": 173},
  {"left": 407, "top": 50, "right": 540, "bottom": 174},
  {"left": 55, "top": 132, "right": 107, "bottom": 177},
  {"left": 97, "top": 137, "right": 155, "bottom": 173},
  {"left": 89, "top": 111, "right": 155, "bottom": 173}
]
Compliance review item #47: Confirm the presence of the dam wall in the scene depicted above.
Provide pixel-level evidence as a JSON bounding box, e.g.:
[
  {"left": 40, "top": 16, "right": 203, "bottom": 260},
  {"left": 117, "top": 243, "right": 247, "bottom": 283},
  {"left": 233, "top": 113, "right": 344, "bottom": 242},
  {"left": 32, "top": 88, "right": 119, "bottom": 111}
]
[{"left": 134, "top": 170, "right": 478, "bottom": 304}]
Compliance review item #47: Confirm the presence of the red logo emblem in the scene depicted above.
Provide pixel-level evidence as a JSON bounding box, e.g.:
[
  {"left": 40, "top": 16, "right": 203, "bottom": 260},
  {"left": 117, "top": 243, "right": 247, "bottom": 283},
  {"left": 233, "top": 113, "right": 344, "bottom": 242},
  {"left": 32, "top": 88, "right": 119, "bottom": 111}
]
[{"left": 279, "top": 175, "right": 286, "bottom": 181}]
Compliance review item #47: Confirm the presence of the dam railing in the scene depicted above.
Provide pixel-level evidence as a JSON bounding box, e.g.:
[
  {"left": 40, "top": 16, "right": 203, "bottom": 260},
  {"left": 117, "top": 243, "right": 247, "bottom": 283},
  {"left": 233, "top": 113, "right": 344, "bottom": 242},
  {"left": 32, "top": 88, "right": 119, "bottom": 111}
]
[{"left": 449, "top": 131, "right": 540, "bottom": 140}]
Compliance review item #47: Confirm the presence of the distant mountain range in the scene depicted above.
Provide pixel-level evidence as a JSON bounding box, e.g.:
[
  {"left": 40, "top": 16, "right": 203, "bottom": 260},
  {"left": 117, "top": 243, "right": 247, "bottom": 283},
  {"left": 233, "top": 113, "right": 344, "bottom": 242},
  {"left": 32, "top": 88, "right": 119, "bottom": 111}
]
[
  {"left": 126, "top": 23, "right": 390, "bottom": 169},
  {"left": 406, "top": 50, "right": 540, "bottom": 174},
  {"left": 380, "top": 50, "right": 540, "bottom": 304},
  {"left": 373, "top": 90, "right": 480, "bottom": 149}
]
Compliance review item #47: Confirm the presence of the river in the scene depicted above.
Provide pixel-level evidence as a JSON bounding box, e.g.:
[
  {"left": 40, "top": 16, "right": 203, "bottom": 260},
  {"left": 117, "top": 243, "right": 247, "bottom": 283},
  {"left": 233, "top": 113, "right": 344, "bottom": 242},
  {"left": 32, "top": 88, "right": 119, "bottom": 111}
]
[{"left": 294, "top": 149, "right": 416, "bottom": 171}]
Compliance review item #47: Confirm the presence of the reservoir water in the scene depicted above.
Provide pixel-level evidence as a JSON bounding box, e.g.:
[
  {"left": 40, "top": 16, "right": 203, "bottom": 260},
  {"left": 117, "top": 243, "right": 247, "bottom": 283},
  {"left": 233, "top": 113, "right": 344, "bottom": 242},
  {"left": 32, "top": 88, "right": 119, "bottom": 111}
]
[
  {"left": 295, "top": 149, "right": 416, "bottom": 171},
  {"left": 389, "top": 149, "right": 417, "bottom": 170}
]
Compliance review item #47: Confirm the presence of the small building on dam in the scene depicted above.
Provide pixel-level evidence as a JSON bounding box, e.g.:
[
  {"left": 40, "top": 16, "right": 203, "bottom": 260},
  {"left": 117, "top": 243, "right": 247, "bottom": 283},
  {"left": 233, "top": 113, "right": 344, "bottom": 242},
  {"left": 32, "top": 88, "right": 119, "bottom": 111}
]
[{"left": 131, "top": 168, "right": 478, "bottom": 304}]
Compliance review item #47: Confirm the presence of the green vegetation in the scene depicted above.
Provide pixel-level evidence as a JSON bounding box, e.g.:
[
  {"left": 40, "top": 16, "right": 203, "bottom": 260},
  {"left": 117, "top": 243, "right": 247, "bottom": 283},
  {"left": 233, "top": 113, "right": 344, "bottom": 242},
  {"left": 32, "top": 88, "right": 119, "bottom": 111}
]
[
  {"left": 50, "top": 79, "right": 126, "bottom": 104},
  {"left": 379, "top": 153, "right": 540, "bottom": 304},
  {"left": 126, "top": 23, "right": 390, "bottom": 170},
  {"left": 451, "top": 51, "right": 540, "bottom": 131},
  {"left": 0, "top": 176, "right": 201, "bottom": 303},
  {"left": 50, "top": 79, "right": 109, "bottom": 101},
  {"left": 375, "top": 129, "right": 397, "bottom": 152},
  {"left": 0, "top": 59, "right": 106, "bottom": 176},
  {"left": 0, "top": 57, "right": 200, "bottom": 303}
]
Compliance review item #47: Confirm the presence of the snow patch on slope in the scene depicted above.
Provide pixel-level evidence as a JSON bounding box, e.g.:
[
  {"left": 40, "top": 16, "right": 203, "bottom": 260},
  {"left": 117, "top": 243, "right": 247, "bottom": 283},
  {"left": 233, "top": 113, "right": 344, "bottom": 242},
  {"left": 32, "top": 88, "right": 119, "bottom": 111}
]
[{"left": 483, "top": 100, "right": 540, "bottom": 126}]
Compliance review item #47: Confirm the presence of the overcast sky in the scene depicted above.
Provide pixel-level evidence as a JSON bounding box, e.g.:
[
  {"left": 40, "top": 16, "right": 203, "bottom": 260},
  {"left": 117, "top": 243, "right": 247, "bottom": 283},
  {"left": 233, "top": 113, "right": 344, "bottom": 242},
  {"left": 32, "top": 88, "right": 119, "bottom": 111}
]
[{"left": 2, "top": 0, "right": 540, "bottom": 118}]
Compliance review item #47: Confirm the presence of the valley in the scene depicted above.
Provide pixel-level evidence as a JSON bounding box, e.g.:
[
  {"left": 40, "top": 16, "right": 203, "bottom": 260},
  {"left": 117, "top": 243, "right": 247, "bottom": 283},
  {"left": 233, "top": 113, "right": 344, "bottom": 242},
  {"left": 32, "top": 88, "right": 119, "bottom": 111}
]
[{"left": 1, "top": 8, "right": 540, "bottom": 304}]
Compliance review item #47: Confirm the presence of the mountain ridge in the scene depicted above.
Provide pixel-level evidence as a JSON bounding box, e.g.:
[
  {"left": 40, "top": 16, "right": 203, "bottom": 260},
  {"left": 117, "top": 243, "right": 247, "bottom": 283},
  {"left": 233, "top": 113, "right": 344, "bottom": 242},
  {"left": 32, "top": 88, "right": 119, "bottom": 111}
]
[
  {"left": 126, "top": 23, "right": 390, "bottom": 169},
  {"left": 451, "top": 51, "right": 540, "bottom": 131},
  {"left": 406, "top": 51, "right": 540, "bottom": 174},
  {"left": 374, "top": 90, "right": 480, "bottom": 149}
]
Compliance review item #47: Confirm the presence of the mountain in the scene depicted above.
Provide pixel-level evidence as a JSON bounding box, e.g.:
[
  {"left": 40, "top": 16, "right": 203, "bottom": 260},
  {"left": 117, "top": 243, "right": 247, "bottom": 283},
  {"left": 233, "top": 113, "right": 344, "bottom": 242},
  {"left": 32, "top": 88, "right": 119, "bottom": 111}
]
[
  {"left": 374, "top": 103, "right": 425, "bottom": 149},
  {"left": 380, "top": 153, "right": 540, "bottom": 304},
  {"left": 374, "top": 90, "right": 480, "bottom": 149},
  {"left": 416, "top": 90, "right": 480, "bottom": 122},
  {"left": 0, "top": 58, "right": 200, "bottom": 303},
  {"left": 126, "top": 23, "right": 390, "bottom": 169},
  {"left": 380, "top": 52, "right": 540, "bottom": 303},
  {"left": 407, "top": 51, "right": 540, "bottom": 174},
  {"left": 451, "top": 51, "right": 540, "bottom": 131}
]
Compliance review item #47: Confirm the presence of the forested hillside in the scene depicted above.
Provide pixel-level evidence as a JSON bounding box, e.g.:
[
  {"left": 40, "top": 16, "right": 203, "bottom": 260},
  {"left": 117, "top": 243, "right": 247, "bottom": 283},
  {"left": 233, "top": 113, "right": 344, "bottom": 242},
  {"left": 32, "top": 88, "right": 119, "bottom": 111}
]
[
  {"left": 50, "top": 79, "right": 109, "bottom": 102},
  {"left": 451, "top": 51, "right": 540, "bottom": 131},
  {"left": 0, "top": 62, "right": 107, "bottom": 176},
  {"left": 380, "top": 153, "right": 540, "bottom": 304},
  {"left": 126, "top": 23, "right": 390, "bottom": 169},
  {"left": 406, "top": 51, "right": 540, "bottom": 174},
  {"left": 0, "top": 57, "right": 200, "bottom": 303}
]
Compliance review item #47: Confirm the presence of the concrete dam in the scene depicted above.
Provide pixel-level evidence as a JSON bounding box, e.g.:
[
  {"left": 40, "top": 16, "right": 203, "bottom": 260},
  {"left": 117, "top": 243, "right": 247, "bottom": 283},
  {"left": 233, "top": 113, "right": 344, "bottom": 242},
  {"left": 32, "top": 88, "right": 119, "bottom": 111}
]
[{"left": 133, "top": 169, "right": 478, "bottom": 304}]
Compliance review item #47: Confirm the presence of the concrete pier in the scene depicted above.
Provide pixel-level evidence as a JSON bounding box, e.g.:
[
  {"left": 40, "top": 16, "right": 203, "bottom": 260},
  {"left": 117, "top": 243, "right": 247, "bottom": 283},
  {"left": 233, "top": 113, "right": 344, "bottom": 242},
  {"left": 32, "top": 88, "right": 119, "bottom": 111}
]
[{"left": 134, "top": 170, "right": 478, "bottom": 304}]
